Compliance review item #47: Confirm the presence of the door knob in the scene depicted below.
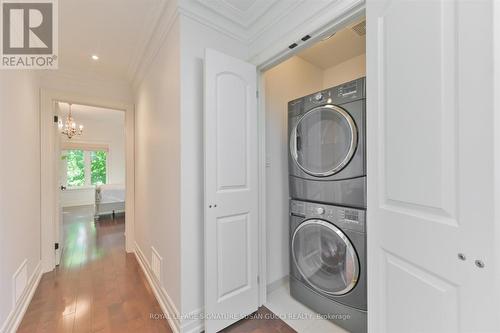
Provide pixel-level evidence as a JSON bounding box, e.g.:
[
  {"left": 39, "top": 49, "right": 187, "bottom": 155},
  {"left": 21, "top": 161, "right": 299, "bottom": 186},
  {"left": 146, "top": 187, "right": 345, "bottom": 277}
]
[{"left": 60, "top": 185, "right": 66, "bottom": 190}]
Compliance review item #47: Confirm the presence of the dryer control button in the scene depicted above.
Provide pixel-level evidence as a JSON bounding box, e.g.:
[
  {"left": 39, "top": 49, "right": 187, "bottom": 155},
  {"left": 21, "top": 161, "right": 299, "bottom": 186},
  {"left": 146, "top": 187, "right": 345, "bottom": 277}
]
[
  {"left": 315, "top": 207, "right": 325, "bottom": 215},
  {"left": 313, "top": 93, "right": 323, "bottom": 101}
]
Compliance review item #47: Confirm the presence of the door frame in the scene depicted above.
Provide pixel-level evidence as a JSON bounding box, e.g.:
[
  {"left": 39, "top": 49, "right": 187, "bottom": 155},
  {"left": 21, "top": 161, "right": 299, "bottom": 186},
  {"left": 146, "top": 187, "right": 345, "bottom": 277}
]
[
  {"left": 253, "top": 0, "right": 365, "bottom": 306},
  {"left": 40, "top": 89, "right": 135, "bottom": 273}
]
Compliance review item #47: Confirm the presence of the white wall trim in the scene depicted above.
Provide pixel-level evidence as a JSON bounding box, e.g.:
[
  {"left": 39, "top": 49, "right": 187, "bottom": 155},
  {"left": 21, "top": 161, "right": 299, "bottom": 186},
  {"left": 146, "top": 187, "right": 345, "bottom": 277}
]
[
  {"left": 132, "top": 2, "right": 179, "bottom": 89},
  {"left": 180, "top": 307, "right": 204, "bottom": 333},
  {"left": 0, "top": 261, "right": 42, "bottom": 333},
  {"left": 266, "top": 275, "right": 289, "bottom": 295},
  {"left": 257, "top": 71, "right": 267, "bottom": 306},
  {"left": 126, "top": 0, "right": 170, "bottom": 81},
  {"left": 494, "top": 0, "right": 500, "bottom": 312},
  {"left": 134, "top": 242, "right": 180, "bottom": 333},
  {"left": 40, "top": 88, "right": 135, "bottom": 273}
]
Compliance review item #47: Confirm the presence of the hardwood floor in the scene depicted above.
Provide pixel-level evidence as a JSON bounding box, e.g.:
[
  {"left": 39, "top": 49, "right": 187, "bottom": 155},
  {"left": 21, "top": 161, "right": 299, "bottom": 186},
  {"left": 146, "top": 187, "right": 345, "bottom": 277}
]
[
  {"left": 221, "top": 307, "right": 296, "bottom": 333},
  {"left": 17, "top": 206, "right": 172, "bottom": 333},
  {"left": 17, "top": 205, "right": 296, "bottom": 333}
]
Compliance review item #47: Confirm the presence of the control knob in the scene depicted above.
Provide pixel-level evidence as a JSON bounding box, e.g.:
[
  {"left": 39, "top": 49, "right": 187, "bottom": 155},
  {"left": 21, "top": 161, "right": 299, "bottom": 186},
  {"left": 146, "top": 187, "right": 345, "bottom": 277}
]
[
  {"left": 315, "top": 207, "right": 325, "bottom": 215},
  {"left": 313, "top": 93, "right": 323, "bottom": 102}
]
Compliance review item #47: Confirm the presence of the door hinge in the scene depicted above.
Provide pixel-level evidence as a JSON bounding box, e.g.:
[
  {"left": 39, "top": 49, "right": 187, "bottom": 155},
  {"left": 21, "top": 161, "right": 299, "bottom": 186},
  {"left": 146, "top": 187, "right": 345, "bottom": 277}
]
[
  {"left": 53, "top": 115, "right": 58, "bottom": 123},
  {"left": 257, "top": 275, "right": 260, "bottom": 284},
  {"left": 256, "top": 90, "right": 259, "bottom": 98},
  {"left": 55, "top": 242, "right": 59, "bottom": 250}
]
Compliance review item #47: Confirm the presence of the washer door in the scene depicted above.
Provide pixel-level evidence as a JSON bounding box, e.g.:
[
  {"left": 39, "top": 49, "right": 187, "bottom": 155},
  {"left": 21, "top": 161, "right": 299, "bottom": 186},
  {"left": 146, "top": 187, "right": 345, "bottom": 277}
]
[
  {"left": 290, "top": 105, "right": 357, "bottom": 177},
  {"left": 292, "top": 219, "right": 359, "bottom": 295}
]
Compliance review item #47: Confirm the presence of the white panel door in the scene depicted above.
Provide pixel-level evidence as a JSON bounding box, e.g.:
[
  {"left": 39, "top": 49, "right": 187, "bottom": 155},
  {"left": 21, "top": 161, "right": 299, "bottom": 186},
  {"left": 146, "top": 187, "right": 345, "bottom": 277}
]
[
  {"left": 367, "top": 0, "right": 499, "bottom": 332},
  {"left": 204, "top": 48, "right": 259, "bottom": 333}
]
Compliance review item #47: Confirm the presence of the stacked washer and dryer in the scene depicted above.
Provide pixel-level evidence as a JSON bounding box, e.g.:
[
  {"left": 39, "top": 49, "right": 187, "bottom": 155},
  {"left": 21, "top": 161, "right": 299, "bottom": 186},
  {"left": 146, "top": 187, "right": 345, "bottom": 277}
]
[{"left": 287, "top": 77, "right": 367, "bottom": 333}]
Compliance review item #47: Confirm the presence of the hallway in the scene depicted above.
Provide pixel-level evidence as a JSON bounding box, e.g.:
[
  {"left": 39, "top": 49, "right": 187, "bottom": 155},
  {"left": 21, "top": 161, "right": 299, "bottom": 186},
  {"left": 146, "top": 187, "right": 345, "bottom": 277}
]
[{"left": 17, "top": 207, "right": 172, "bottom": 333}]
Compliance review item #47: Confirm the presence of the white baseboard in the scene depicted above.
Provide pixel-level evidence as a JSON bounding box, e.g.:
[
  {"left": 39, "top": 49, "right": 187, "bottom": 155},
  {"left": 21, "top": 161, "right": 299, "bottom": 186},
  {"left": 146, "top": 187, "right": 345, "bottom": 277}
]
[
  {"left": 0, "top": 261, "right": 42, "bottom": 333},
  {"left": 134, "top": 242, "right": 181, "bottom": 333},
  {"left": 267, "top": 275, "right": 289, "bottom": 295},
  {"left": 181, "top": 307, "right": 204, "bottom": 333}
]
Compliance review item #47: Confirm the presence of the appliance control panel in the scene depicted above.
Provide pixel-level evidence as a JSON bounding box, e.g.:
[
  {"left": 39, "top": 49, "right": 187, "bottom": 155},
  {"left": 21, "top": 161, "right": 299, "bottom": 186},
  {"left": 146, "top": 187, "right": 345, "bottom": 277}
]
[
  {"left": 337, "top": 81, "right": 359, "bottom": 98},
  {"left": 308, "top": 90, "right": 332, "bottom": 104},
  {"left": 290, "top": 199, "right": 365, "bottom": 233}
]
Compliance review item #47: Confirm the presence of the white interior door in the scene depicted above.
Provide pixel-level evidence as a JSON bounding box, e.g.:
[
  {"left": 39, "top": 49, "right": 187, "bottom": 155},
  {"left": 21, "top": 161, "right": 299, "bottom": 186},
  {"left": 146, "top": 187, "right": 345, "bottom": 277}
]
[
  {"left": 204, "top": 48, "right": 259, "bottom": 333},
  {"left": 367, "top": 1, "right": 499, "bottom": 332}
]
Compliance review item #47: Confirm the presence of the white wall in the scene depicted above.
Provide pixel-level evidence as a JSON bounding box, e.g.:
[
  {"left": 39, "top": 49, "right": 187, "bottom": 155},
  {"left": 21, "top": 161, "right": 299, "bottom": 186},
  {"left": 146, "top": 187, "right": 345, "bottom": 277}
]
[
  {"left": 0, "top": 71, "right": 41, "bottom": 327},
  {"left": 41, "top": 71, "right": 132, "bottom": 105},
  {"left": 322, "top": 54, "right": 366, "bottom": 88},
  {"left": 178, "top": 15, "right": 249, "bottom": 328},
  {"left": 263, "top": 57, "right": 323, "bottom": 286},
  {"left": 134, "top": 16, "right": 182, "bottom": 315}
]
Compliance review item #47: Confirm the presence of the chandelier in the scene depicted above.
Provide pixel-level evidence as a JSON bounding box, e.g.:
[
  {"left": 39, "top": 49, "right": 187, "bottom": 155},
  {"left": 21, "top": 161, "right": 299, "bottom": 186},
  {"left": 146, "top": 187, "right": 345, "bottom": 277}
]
[{"left": 58, "top": 103, "right": 83, "bottom": 139}]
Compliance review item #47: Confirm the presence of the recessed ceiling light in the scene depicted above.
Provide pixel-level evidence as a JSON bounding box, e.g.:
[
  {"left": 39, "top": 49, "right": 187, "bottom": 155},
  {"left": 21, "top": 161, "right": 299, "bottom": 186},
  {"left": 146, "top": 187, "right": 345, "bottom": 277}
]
[{"left": 91, "top": 55, "right": 99, "bottom": 60}]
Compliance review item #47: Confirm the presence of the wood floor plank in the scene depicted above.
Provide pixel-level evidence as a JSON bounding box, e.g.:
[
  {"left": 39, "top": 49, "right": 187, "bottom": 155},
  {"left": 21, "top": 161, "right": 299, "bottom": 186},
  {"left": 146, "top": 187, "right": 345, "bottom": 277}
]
[
  {"left": 17, "top": 206, "right": 172, "bottom": 333},
  {"left": 17, "top": 206, "right": 296, "bottom": 333}
]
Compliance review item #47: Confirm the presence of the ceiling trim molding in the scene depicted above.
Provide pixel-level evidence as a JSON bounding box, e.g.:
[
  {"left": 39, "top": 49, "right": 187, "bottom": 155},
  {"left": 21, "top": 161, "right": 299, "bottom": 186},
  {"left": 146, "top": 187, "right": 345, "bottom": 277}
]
[
  {"left": 177, "top": 6, "right": 247, "bottom": 43},
  {"left": 177, "top": 1, "right": 248, "bottom": 42},
  {"left": 126, "top": 0, "right": 170, "bottom": 81},
  {"left": 131, "top": 1, "right": 180, "bottom": 89},
  {"left": 193, "top": 0, "right": 278, "bottom": 29},
  {"left": 177, "top": 0, "right": 305, "bottom": 43}
]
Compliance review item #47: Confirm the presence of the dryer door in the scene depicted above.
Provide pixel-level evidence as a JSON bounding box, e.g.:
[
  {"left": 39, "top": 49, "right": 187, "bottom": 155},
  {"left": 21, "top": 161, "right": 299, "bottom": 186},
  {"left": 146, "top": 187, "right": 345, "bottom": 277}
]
[
  {"left": 290, "top": 105, "right": 357, "bottom": 177},
  {"left": 292, "top": 219, "right": 359, "bottom": 295}
]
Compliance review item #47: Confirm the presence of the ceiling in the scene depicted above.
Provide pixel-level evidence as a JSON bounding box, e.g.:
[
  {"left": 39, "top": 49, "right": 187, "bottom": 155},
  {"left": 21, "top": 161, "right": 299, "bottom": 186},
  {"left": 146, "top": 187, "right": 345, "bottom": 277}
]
[
  {"left": 296, "top": 20, "right": 366, "bottom": 69},
  {"left": 58, "top": 0, "right": 165, "bottom": 82},
  {"left": 193, "top": 0, "right": 280, "bottom": 28}
]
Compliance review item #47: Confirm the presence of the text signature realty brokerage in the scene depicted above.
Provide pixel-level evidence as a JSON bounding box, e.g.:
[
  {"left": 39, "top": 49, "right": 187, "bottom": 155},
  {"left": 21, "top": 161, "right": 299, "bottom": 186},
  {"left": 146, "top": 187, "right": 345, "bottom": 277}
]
[{"left": 149, "top": 311, "right": 352, "bottom": 321}]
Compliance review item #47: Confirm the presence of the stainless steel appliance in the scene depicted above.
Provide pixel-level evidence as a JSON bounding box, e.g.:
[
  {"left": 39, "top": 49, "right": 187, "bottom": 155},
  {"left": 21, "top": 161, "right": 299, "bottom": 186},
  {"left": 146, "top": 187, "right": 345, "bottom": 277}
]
[
  {"left": 290, "top": 199, "right": 367, "bottom": 333},
  {"left": 288, "top": 78, "right": 366, "bottom": 208}
]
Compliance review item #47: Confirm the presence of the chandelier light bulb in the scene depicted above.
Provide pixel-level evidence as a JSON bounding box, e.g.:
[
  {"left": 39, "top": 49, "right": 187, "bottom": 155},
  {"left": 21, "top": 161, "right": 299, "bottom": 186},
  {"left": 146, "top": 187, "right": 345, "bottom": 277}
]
[{"left": 59, "top": 103, "right": 84, "bottom": 139}]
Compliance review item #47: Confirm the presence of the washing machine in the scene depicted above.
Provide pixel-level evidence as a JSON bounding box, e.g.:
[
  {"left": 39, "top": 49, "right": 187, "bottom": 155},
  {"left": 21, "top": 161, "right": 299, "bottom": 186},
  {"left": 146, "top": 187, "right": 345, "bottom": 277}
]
[
  {"left": 288, "top": 77, "right": 366, "bottom": 208},
  {"left": 289, "top": 199, "right": 367, "bottom": 333}
]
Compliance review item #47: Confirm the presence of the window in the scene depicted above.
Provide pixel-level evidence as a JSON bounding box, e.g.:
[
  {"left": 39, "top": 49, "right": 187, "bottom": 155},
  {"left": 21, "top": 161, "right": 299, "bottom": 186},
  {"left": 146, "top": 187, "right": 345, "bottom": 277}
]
[
  {"left": 91, "top": 150, "right": 107, "bottom": 185},
  {"left": 66, "top": 150, "right": 85, "bottom": 186},
  {"left": 63, "top": 149, "right": 107, "bottom": 186}
]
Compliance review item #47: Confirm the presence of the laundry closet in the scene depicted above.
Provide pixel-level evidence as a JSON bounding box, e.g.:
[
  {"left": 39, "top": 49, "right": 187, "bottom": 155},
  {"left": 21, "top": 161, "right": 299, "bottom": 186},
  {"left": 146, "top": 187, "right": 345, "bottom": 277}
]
[{"left": 263, "top": 17, "right": 367, "bottom": 333}]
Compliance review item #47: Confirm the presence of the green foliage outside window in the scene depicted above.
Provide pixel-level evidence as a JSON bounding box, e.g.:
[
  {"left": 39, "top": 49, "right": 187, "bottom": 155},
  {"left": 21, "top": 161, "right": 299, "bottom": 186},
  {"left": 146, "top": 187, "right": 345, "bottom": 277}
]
[
  {"left": 66, "top": 150, "right": 85, "bottom": 186},
  {"left": 91, "top": 151, "right": 107, "bottom": 185}
]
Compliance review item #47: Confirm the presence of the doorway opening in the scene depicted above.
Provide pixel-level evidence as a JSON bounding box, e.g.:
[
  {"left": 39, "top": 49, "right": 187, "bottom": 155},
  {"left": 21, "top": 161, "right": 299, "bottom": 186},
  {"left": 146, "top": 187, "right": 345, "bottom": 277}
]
[
  {"left": 55, "top": 103, "right": 126, "bottom": 265},
  {"left": 260, "top": 16, "right": 366, "bottom": 333},
  {"left": 40, "top": 89, "right": 135, "bottom": 274}
]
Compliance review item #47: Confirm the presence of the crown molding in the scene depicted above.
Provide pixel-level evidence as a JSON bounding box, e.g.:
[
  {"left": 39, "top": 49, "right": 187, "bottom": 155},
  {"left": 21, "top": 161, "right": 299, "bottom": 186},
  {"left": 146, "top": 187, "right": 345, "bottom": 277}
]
[
  {"left": 131, "top": 0, "right": 179, "bottom": 89},
  {"left": 177, "top": 0, "right": 303, "bottom": 44},
  {"left": 126, "top": 0, "right": 171, "bottom": 82}
]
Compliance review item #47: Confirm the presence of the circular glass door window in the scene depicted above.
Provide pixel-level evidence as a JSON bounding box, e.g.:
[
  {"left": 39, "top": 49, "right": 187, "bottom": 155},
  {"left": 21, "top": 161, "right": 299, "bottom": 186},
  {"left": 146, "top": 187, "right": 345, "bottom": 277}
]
[
  {"left": 292, "top": 219, "right": 359, "bottom": 295},
  {"left": 290, "top": 105, "right": 357, "bottom": 177}
]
